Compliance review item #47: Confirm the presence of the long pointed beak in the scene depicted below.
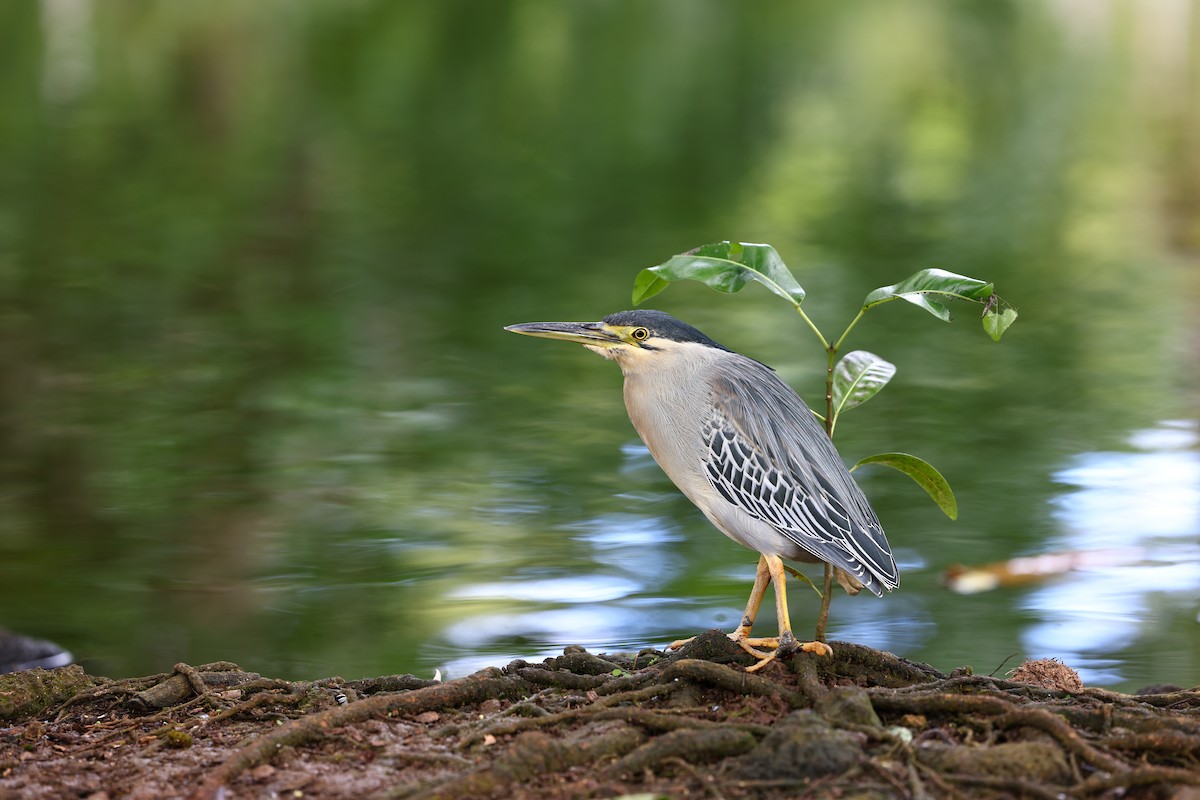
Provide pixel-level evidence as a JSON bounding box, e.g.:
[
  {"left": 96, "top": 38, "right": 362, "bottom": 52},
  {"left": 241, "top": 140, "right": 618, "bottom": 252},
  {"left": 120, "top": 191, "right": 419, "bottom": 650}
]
[{"left": 504, "top": 320, "right": 621, "bottom": 347}]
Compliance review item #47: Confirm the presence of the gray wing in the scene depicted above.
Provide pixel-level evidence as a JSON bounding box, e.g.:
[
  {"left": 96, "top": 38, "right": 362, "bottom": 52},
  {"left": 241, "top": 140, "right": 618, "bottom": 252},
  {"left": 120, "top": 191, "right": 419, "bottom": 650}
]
[{"left": 701, "top": 354, "right": 898, "bottom": 595}]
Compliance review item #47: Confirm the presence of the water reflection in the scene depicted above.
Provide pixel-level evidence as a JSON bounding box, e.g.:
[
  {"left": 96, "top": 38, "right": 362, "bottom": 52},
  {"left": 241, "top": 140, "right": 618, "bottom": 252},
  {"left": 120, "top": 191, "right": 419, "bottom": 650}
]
[
  {"left": 449, "top": 575, "right": 642, "bottom": 604},
  {"left": 570, "top": 511, "right": 686, "bottom": 580},
  {"left": 1023, "top": 421, "right": 1200, "bottom": 685},
  {"left": 437, "top": 589, "right": 737, "bottom": 678},
  {"left": 436, "top": 508, "right": 691, "bottom": 676},
  {"left": 431, "top": 420, "right": 1199, "bottom": 687}
]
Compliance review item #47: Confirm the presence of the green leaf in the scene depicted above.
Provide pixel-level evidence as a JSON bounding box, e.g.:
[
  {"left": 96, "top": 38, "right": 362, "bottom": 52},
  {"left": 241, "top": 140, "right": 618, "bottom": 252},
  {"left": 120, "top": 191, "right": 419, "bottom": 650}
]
[
  {"left": 863, "top": 268, "right": 994, "bottom": 320},
  {"left": 983, "top": 306, "right": 1018, "bottom": 342},
  {"left": 832, "top": 351, "right": 896, "bottom": 417},
  {"left": 632, "top": 269, "right": 671, "bottom": 304},
  {"left": 897, "top": 293, "right": 951, "bottom": 321},
  {"left": 783, "top": 564, "right": 823, "bottom": 597},
  {"left": 632, "top": 241, "right": 805, "bottom": 307},
  {"left": 851, "top": 452, "right": 958, "bottom": 520}
]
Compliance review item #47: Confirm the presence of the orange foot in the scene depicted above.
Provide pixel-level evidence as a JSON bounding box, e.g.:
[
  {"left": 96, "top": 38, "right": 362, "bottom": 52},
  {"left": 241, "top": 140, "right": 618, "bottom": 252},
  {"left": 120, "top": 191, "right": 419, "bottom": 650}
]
[{"left": 669, "top": 632, "right": 833, "bottom": 672}]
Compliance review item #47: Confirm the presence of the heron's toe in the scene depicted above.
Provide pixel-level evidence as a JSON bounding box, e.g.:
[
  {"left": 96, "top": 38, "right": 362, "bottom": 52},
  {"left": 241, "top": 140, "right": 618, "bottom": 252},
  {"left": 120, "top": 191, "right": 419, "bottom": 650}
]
[
  {"left": 800, "top": 640, "right": 834, "bottom": 657},
  {"left": 743, "top": 649, "right": 779, "bottom": 673},
  {"left": 733, "top": 637, "right": 777, "bottom": 661}
]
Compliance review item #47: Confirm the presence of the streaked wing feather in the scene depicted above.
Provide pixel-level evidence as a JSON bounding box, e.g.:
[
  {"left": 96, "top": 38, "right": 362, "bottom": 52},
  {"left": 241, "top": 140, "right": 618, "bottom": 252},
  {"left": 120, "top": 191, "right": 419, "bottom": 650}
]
[{"left": 702, "top": 356, "right": 898, "bottom": 594}]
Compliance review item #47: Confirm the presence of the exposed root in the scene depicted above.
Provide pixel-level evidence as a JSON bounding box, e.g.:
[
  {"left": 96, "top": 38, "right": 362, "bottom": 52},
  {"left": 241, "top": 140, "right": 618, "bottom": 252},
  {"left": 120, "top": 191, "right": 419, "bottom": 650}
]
[
  {"left": 660, "top": 657, "right": 818, "bottom": 707},
  {"left": 1077, "top": 766, "right": 1200, "bottom": 794},
  {"left": 188, "top": 667, "right": 532, "bottom": 800},
  {"left": 397, "top": 723, "right": 644, "bottom": 800},
  {"left": 993, "top": 707, "right": 1129, "bottom": 774},
  {"left": 605, "top": 726, "right": 757, "bottom": 777},
  {"left": 5, "top": 639, "right": 1199, "bottom": 800},
  {"left": 127, "top": 665, "right": 266, "bottom": 711}
]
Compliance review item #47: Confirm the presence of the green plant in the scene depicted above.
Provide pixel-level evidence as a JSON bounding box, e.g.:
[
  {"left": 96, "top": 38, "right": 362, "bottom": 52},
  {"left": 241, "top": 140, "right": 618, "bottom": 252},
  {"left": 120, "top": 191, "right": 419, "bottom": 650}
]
[{"left": 632, "top": 240, "right": 1016, "bottom": 521}]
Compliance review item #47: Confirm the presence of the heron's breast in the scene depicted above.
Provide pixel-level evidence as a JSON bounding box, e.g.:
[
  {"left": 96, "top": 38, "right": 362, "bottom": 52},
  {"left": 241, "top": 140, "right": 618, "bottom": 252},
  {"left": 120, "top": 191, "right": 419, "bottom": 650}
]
[
  {"left": 621, "top": 370, "right": 814, "bottom": 561},
  {"left": 621, "top": 373, "right": 706, "bottom": 492}
]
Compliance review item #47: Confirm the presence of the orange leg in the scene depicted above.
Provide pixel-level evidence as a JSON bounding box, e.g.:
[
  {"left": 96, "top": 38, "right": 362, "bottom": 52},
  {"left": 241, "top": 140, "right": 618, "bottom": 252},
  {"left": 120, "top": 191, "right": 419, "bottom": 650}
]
[
  {"left": 670, "top": 554, "right": 833, "bottom": 670},
  {"left": 731, "top": 554, "right": 772, "bottom": 639}
]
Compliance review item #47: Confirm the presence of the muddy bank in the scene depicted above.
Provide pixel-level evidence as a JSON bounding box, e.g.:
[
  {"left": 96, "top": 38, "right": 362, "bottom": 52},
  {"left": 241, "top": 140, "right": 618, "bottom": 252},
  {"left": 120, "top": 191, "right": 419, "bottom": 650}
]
[{"left": 2, "top": 633, "right": 1198, "bottom": 799}]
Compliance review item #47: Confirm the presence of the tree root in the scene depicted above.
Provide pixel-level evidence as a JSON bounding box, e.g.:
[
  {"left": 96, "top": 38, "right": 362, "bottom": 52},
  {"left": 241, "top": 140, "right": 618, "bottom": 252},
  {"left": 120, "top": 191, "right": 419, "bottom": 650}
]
[
  {"left": 396, "top": 723, "right": 645, "bottom": 800},
  {"left": 660, "top": 657, "right": 816, "bottom": 707},
  {"left": 188, "top": 667, "right": 532, "bottom": 800},
  {"left": 10, "top": 639, "right": 1200, "bottom": 800},
  {"left": 458, "top": 686, "right": 766, "bottom": 747},
  {"left": 157, "top": 644, "right": 1200, "bottom": 800},
  {"left": 513, "top": 666, "right": 611, "bottom": 691},
  {"left": 127, "top": 665, "right": 265, "bottom": 711},
  {"left": 1078, "top": 765, "right": 1200, "bottom": 793},
  {"left": 347, "top": 674, "right": 442, "bottom": 694},
  {"left": 819, "top": 640, "right": 945, "bottom": 687},
  {"left": 993, "top": 707, "right": 1129, "bottom": 774},
  {"left": 605, "top": 726, "right": 757, "bottom": 777},
  {"left": 940, "top": 771, "right": 1068, "bottom": 800},
  {"left": 1100, "top": 729, "right": 1200, "bottom": 758}
]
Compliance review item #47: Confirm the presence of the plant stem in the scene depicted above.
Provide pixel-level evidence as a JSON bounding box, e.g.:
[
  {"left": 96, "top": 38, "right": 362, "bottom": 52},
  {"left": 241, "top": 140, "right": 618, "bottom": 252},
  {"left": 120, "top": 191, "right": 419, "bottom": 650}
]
[
  {"left": 831, "top": 308, "right": 866, "bottom": 353},
  {"left": 797, "top": 304, "right": 858, "bottom": 640},
  {"left": 794, "top": 305, "right": 831, "bottom": 352},
  {"left": 824, "top": 346, "right": 836, "bottom": 438},
  {"left": 824, "top": 307, "right": 872, "bottom": 438},
  {"left": 814, "top": 310, "right": 857, "bottom": 639},
  {"left": 815, "top": 564, "right": 834, "bottom": 641}
]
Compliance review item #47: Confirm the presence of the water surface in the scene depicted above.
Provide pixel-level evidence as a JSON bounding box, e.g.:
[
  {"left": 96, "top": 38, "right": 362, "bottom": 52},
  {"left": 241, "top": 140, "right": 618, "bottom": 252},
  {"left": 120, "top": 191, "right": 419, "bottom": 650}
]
[{"left": 1, "top": 1, "right": 1197, "bottom": 692}]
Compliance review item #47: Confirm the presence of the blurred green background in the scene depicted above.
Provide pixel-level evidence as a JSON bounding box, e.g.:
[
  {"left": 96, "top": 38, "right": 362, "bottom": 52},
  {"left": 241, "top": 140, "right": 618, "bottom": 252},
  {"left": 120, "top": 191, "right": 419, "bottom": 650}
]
[{"left": 1, "top": 0, "right": 1197, "bottom": 690}]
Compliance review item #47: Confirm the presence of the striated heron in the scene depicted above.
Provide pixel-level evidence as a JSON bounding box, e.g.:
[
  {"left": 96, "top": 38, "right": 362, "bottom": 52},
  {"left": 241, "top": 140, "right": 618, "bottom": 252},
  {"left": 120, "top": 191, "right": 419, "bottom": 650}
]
[{"left": 506, "top": 309, "right": 898, "bottom": 671}]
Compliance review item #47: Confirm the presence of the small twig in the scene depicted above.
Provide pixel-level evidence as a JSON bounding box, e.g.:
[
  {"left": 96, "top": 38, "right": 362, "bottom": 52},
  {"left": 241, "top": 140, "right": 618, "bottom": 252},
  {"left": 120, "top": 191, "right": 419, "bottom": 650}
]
[
  {"left": 911, "top": 758, "right": 963, "bottom": 800},
  {"left": 941, "top": 772, "right": 1066, "bottom": 800},
  {"left": 53, "top": 674, "right": 167, "bottom": 720},
  {"left": 202, "top": 690, "right": 294, "bottom": 725},
  {"left": 1076, "top": 765, "right": 1200, "bottom": 794},
  {"left": 863, "top": 757, "right": 920, "bottom": 799},
  {"left": 594, "top": 679, "right": 683, "bottom": 708},
  {"left": 661, "top": 756, "right": 728, "bottom": 800}
]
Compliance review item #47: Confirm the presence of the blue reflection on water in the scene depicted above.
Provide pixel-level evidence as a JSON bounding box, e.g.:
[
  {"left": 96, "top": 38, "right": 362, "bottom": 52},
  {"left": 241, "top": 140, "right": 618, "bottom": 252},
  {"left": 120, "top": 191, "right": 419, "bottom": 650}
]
[
  {"left": 431, "top": 505, "right": 699, "bottom": 676},
  {"left": 833, "top": 596, "right": 938, "bottom": 654},
  {"left": 569, "top": 512, "right": 686, "bottom": 580},
  {"left": 1022, "top": 420, "right": 1200, "bottom": 685},
  {"left": 435, "top": 601, "right": 724, "bottom": 679},
  {"left": 449, "top": 575, "right": 642, "bottom": 604},
  {"left": 432, "top": 420, "right": 1199, "bottom": 687}
]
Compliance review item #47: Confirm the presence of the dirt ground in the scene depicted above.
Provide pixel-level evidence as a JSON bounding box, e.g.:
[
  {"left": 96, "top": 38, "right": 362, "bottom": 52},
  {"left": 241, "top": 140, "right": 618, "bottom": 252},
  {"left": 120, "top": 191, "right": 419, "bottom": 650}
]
[{"left": 2, "top": 632, "right": 1199, "bottom": 799}]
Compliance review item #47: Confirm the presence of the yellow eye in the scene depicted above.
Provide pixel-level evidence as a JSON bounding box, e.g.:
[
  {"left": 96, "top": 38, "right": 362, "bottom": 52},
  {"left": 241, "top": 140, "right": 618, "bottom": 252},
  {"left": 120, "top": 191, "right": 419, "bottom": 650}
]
[{"left": 631, "top": 327, "right": 650, "bottom": 341}]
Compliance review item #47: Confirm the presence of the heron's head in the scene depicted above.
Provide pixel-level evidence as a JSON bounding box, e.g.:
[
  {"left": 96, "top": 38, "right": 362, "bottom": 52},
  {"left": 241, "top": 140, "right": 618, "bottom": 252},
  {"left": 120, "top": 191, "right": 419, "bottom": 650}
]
[{"left": 505, "top": 309, "right": 731, "bottom": 368}]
